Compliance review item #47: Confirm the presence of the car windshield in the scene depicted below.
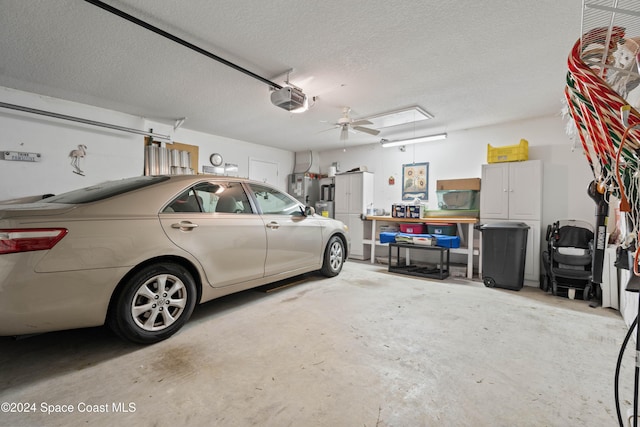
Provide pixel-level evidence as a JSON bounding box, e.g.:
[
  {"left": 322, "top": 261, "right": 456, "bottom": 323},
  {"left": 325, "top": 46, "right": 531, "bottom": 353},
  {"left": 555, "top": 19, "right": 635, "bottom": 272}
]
[{"left": 43, "top": 176, "right": 169, "bottom": 204}]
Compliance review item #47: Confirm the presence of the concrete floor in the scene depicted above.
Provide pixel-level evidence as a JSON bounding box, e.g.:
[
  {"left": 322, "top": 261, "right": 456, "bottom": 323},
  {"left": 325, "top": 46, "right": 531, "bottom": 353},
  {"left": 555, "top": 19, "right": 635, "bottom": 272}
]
[{"left": 0, "top": 261, "right": 635, "bottom": 426}]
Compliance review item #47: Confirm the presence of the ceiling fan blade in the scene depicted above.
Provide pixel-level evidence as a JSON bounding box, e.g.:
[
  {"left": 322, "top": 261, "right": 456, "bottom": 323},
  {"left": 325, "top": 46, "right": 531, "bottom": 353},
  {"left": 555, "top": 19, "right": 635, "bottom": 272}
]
[
  {"left": 350, "top": 119, "right": 373, "bottom": 126},
  {"left": 353, "top": 126, "right": 380, "bottom": 136},
  {"left": 316, "top": 124, "right": 340, "bottom": 134}
]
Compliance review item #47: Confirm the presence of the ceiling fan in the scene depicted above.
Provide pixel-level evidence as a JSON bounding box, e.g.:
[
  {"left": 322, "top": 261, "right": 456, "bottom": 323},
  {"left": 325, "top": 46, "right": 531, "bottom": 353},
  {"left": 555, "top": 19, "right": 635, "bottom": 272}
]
[{"left": 327, "top": 107, "right": 380, "bottom": 141}]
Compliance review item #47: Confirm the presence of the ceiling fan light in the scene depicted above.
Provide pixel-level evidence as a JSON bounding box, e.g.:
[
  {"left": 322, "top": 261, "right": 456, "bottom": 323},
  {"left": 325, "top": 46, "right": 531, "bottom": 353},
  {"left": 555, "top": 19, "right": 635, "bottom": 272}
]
[{"left": 380, "top": 133, "right": 447, "bottom": 148}]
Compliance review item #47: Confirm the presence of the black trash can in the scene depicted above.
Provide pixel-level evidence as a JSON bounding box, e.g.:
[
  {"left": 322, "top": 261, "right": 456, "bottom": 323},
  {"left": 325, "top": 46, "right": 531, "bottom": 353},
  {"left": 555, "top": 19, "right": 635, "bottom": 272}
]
[{"left": 477, "top": 222, "right": 530, "bottom": 290}]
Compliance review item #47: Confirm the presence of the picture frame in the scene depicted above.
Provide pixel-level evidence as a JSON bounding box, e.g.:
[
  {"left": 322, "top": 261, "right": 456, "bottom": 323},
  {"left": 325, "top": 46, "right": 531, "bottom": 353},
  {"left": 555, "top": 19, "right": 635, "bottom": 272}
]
[{"left": 402, "top": 162, "right": 429, "bottom": 201}]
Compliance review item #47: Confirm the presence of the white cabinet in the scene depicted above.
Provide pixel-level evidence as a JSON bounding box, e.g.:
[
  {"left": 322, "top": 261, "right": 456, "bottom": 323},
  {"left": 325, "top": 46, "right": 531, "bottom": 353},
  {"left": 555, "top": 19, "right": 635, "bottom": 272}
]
[
  {"left": 480, "top": 160, "right": 542, "bottom": 284},
  {"left": 481, "top": 160, "right": 541, "bottom": 220},
  {"left": 335, "top": 172, "right": 374, "bottom": 260}
]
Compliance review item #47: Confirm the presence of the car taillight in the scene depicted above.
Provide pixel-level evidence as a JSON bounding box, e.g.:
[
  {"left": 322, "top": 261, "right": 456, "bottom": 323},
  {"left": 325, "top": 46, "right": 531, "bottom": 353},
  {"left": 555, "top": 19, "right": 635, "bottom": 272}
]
[{"left": 0, "top": 228, "right": 68, "bottom": 255}]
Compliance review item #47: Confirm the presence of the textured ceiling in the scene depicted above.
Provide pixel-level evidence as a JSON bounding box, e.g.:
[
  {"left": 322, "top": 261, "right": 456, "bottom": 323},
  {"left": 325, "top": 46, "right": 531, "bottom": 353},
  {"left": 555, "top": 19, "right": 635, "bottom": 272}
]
[{"left": 0, "top": 0, "right": 583, "bottom": 151}]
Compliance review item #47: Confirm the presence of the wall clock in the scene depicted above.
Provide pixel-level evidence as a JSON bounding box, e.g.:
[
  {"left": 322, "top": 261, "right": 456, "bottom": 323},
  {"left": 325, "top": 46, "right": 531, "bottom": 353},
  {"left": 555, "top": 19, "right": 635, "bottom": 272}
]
[{"left": 209, "top": 153, "right": 223, "bottom": 166}]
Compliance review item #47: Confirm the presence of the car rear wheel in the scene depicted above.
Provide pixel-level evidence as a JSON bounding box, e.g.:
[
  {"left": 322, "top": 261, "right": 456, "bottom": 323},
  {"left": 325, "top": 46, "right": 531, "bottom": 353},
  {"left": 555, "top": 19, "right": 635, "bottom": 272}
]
[
  {"left": 108, "top": 263, "right": 197, "bottom": 344},
  {"left": 320, "top": 235, "right": 345, "bottom": 277}
]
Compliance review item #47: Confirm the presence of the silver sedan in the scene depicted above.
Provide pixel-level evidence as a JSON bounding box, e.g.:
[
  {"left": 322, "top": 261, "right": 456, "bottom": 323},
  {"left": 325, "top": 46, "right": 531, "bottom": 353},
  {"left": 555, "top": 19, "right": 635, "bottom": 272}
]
[{"left": 0, "top": 175, "right": 350, "bottom": 344}]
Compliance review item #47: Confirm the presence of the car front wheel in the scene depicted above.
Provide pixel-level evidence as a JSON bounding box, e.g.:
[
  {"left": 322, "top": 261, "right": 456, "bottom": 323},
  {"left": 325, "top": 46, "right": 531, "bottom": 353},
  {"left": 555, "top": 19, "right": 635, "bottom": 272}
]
[
  {"left": 108, "top": 263, "right": 197, "bottom": 344},
  {"left": 320, "top": 235, "right": 345, "bottom": 277}
]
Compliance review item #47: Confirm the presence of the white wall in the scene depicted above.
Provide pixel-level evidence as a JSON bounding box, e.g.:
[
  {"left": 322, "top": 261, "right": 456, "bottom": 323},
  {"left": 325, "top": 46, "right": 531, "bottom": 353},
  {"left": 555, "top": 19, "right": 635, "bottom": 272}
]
[
  {"left": 317, "top": 115, "right": 594, "bottom": 226},
  {"left": 0, "top": 87, "right": 144, "bottom": 200},
  {"left": 0, "top": 87, "right": 294, "bottom": 200},
  {"left": 318, "top": 115, "right": 596, "bottom": 277}
]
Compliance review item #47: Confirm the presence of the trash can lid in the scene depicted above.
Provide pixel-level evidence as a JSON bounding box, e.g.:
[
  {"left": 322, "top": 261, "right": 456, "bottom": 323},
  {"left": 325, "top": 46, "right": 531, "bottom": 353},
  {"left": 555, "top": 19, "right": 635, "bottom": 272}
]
[{"left": 478, "top": 222, "right": 530, "bottom": 230}]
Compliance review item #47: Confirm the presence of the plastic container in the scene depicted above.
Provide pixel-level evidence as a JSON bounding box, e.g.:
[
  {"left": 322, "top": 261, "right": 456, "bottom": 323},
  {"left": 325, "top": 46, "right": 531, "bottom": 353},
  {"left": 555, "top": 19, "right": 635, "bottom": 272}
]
[
  {"left": 427, "top": 223, "right": 457, "bottom": 236},
  {"left": 379, "top": 232, "right": 397, "bottom": 243},
  {"left": 379, "top": 224, "right": 399, "bottom": 233},
  {"left": 477, "top": 222, "right": 530, "bottom": 290},
  {"left": 399, "top": 223, "right": 426, "bottom": 234},
  {"left": 396, "top": 233, "right": 460, "bottom": 248},
  {"left": 436, "top": 190, "right": 479, "bottom": 210},
  {"left": 424, "top": 209, "right": 479, "bottom": 218},
  {"left": 487, "top": 139, "right": 529, "bottom": 163},
  {"left": 413, "top": 235, "right": 437, "bottom": 246},
  {"left": 433, "top": 235, "right": 460, "bottom": 248}
]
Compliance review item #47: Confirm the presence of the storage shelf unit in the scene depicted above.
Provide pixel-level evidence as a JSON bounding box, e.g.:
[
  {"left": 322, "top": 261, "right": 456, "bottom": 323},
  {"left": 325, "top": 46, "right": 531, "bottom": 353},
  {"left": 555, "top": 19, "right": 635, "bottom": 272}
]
[{"left": 363, "top": 216, "right": 479, "bottom": 279}]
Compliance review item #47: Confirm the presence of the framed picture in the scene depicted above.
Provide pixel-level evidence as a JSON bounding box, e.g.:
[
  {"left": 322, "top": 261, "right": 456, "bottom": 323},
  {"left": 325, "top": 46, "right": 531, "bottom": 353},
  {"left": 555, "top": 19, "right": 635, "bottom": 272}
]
[{"left": 402, "top": 162, "right": 428, "bottom": 201}]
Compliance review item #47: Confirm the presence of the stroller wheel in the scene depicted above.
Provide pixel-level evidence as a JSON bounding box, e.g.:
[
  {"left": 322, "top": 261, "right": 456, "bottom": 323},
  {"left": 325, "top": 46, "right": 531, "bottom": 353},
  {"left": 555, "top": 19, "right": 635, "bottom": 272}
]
[
  {"left": 552, "top": 280, "right": 558, "bottom": 296},
  {"left": 583, "top": 285, "right": 591, "bottom": 301},
  {"left": 483, "top": 277, "right": 496, "bottom": 288}
]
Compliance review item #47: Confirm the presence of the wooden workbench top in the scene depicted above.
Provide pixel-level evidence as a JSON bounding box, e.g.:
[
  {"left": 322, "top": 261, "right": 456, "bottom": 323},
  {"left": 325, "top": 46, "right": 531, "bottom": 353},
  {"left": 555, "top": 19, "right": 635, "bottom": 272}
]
[{"left": 365, "top": 216, "right": 478, "bottom": 224}]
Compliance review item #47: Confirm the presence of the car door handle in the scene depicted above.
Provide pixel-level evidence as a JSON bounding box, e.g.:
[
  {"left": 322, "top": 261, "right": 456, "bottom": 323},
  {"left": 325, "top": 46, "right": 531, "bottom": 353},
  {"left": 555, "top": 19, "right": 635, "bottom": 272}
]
[
  {"left": 171, "top": 221, "right": 199, "bottom": 230},
  {"left": 266, "top": 221, "right": 279, "bottom": 230}
]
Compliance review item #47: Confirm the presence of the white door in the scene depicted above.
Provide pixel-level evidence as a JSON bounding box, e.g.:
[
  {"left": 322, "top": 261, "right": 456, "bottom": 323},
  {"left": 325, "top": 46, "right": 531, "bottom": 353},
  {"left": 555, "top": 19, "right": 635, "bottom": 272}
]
[
  {"left": 336, "top": 213, "right": 366, "bottom": 259},
  {"left": 480, "top": 164, "right": 509, "bottom": 219},
  {"left": 334, "top": 174, "right": 351, "bottom": 214},
  {"left": 249, "top": 158, "right": 279, "bottom": 187},
  {"left": 508, "top": 160, "right": 542, "bottom": 220}
]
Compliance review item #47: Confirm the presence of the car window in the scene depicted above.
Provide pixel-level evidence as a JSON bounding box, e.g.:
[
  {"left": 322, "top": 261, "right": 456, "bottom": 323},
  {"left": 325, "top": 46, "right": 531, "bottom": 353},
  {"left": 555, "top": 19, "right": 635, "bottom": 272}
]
[
  {"left": 164, "top": 188, "right": 201, "bottom": 213},
  {"left": 249, "top": 183, "right": 301, "bottom": 215},
  {"left": 163, "top": 182, "right": 252, "bottom": 214},
  {"left": 43, "top": 176, "right": 169, "bottom": 204},
  {"left": 211, "top": 182, "right": 252, "bottom": 213}
]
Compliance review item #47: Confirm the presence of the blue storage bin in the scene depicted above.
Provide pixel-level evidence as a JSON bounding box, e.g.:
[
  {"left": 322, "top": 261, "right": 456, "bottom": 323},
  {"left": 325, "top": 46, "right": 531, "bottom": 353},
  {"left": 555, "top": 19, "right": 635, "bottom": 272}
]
[
  {"left": 395, "top": 233, "right": 460, "bottom": 248},
  {"left": 380, "top": 232, "right": 397, "bottom": 243},
  {"left": 434, "top": 235, "right": 460, "bottom": 248}
]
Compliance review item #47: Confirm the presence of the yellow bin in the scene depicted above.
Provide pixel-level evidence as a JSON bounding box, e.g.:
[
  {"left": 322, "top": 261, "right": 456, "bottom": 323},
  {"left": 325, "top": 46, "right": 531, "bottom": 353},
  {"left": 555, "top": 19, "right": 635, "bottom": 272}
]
[{"left": 487, "top": 139, "right": 529, "bottom": 163}]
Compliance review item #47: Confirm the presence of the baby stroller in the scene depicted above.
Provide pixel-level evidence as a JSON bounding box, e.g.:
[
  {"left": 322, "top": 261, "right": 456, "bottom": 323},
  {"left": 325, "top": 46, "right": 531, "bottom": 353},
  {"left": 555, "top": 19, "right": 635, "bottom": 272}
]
[{"left": 542, "top": 219, "right": 595, "bottom": 300}]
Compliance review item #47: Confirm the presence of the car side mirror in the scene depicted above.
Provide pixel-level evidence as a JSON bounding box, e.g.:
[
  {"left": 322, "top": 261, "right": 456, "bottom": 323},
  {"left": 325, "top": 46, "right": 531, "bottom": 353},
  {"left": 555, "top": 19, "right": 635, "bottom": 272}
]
[{"left": 304, "top": 206, "right": 315, "bottom": 216}]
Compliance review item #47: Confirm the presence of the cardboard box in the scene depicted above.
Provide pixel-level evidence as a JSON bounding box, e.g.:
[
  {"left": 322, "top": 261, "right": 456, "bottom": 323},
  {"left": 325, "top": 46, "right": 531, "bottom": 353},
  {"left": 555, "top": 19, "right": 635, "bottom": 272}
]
[{"left": 436, "top": 178, "right": 481, "bottom": 191}]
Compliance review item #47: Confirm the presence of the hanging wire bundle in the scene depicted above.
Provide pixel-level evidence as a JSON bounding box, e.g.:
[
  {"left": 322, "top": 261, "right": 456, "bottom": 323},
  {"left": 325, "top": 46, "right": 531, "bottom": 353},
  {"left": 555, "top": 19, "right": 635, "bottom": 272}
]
[
  {"left": 565, "top": 2, "right": 640, "bottom": 271},
  {"left": 564, "top": 2, "right": 640, "bottom": 426}
]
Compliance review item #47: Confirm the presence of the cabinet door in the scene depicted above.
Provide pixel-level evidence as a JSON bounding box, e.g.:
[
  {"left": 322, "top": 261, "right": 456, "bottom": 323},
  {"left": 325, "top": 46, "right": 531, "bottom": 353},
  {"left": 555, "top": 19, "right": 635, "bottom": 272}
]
[
  {"left": 336, "top": 213, "right": 367, "bottom": 259},
  {"left": 334, "top": 172, "right": 373, "bottom": 215},
  {"left": 480, "top": 164, "right": 509, "bottom": 219},
  {"left": 508, "top": 161, "right": 542, "bottom": 220},
  {"left": 334, "top": 174, "right": 351, "bottom": 214},
  {"left": 348, "top": 174, "right": 363, "bottom": 214}
]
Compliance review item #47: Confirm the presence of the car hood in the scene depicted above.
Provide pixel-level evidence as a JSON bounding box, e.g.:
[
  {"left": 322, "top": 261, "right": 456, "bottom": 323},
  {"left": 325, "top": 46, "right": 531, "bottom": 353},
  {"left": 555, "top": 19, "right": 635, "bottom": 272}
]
[{"left": 0, "top": 202, "right": 78, "bottom": 220}]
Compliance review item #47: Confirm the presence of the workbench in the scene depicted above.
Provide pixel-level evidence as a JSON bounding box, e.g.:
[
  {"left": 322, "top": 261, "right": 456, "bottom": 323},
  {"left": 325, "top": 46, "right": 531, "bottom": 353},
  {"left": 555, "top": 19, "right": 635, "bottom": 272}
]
[{"left": 363, "top": 215, "right": 480, "bottom": 279}]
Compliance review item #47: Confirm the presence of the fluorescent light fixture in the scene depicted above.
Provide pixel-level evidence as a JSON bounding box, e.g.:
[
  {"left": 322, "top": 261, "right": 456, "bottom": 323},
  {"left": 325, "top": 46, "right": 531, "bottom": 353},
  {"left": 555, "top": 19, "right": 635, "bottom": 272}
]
[
  {"left": 380, "top": 133, "right": 447, "bottom": 148},
  {"left": 364, "top": 106, "right": 433, "bottom": 129}
]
